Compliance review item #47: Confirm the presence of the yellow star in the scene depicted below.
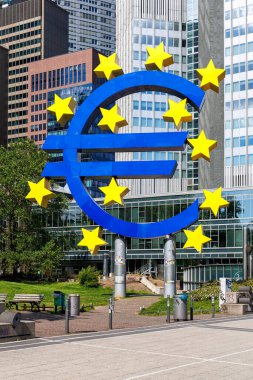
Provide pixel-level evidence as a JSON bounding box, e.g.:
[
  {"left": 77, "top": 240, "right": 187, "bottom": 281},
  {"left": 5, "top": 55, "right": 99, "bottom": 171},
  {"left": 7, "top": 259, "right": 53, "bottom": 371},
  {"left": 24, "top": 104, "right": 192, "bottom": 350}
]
[
  {"left": 145, "top": 42, "right": 174, "bottom": 71},
  {"left": 187, "top": 130, "right": 217, "bottom": 162},
  {"left": 183, "top": 226, "right": 211, "bottom": 253},
  {"left": 200, "top": 187, "right": 230, "bottom": 217},
  {"left": 26, "top": 178, "right": 55, "bottom": 208},
  {"left": 99, "top": 178, "right": 130, "bottom": 206},
  {"left": 47, "top": 94, "right": 76, "bottom": 126},
  {"left": 163, "top": 98, "right": 192, "bottom": 129},
  {"left": 196, "top": 59, "right": 226, "bottom": 93},
  {"left": 98, "top": 105, "right": 128, "bottom": 133},
  {"left": 94, "top": 53, "right": 124, "bottom": 80},
  {"left": 77, "top": 227, "right": 108, "bottom": 255}
]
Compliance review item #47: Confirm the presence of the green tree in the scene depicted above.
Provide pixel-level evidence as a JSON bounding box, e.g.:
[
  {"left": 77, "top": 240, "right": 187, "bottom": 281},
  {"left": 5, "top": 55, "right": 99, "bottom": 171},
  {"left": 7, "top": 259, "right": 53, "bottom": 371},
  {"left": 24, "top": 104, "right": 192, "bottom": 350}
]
[{"left": 0, "top": 140, "right": 66, "bottom": 276}]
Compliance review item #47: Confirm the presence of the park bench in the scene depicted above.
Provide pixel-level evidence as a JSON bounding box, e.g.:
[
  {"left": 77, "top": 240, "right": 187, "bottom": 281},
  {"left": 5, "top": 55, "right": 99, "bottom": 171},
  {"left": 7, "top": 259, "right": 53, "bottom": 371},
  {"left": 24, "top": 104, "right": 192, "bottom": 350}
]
[
  {"left": 0, "top": 293, "right": 7, "bottom": 302},
  {"left": 9, "top": 294, "right": 44, "bottom": 312}
]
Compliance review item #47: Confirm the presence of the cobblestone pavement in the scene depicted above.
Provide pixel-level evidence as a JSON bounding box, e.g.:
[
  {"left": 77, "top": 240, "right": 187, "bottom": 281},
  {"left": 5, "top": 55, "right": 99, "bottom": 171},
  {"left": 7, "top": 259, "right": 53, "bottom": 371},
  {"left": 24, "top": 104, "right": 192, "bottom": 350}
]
[{"left": 20, "top": 295, "right": 229, "bottom": 338}]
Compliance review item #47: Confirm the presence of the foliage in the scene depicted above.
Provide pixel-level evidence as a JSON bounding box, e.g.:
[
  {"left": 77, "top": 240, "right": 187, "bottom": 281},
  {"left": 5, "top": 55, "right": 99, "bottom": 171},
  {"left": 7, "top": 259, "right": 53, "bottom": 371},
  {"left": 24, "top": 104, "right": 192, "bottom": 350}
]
[
  {"left": 191, "top": 281, "right": 220, "bottom": 301},
  {"left": 0, "top": 140, "right": 67, "bottom": 277},
  {"left": 78, "top": 266, "right": 101, "bottom": 287},
  {"left": 0, "top": 280, "right": 112, "bottom": 308}
]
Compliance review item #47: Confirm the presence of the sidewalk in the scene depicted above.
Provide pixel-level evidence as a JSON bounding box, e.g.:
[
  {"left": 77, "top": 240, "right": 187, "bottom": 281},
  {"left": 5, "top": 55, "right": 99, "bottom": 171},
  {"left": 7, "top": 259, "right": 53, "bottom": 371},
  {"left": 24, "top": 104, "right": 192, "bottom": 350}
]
[{"left": 20, "top": 295, "right": 229, "bottom": 338}]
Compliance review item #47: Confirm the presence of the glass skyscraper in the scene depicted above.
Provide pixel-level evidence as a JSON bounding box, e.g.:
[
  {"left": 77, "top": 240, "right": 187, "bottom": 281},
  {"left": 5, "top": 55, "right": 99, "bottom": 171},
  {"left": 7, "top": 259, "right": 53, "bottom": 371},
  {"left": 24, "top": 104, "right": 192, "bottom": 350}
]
[{"left": 224, "top": 0, "right": 253, "bottom": 188}]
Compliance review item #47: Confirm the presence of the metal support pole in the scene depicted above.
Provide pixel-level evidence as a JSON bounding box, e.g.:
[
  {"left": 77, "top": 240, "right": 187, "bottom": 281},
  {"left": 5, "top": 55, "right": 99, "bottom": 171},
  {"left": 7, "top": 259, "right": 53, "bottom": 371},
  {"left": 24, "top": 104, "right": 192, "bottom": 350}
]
[
  {"left": 164, "top": 235, "right": 176, "bottom": 298},
  {"left": 211, "top": 294, "right": 215, "bottom": 318},
  {"left": 65, "top": 295, "right": 70, "bottom": 334},
  {"left": 103, "top": 253, "right": 109, "bottom": 280},
  {"left": 109, "top": 296, "right": 113, "bottom": 330},
  {"left": 243, "top": 226, "right": 248, "bottom": 280},
  {"left": 109, "top": 250, "right": 114, "bottom": 278},
  {"left": 166, "top": 295, "right": 170, "bottom": 323},
  {"left": 190, "top": 294, "right": 194, "bottom": 321},
  {"left": 114, "top": 236, "right": 126, "bottom": 298}
]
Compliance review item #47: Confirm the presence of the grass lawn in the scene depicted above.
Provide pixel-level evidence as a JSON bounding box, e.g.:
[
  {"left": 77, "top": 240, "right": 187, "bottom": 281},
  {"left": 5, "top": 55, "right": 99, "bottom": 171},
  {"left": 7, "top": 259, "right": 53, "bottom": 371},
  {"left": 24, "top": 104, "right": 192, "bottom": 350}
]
[
  {"left": 140, "top": 297, "right": 220, "bottom": 316},
  {"left": 0, "top": 280, "right": 115, "bottom": 309}
]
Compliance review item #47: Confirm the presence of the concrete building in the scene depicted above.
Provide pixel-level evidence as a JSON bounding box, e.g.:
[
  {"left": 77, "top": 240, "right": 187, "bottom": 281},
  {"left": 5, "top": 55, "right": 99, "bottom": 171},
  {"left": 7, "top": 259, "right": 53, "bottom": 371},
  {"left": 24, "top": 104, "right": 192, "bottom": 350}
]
[
  {"left": 0, "top": 0, "right": 68, "bottom": 143},
  {"left": 198, "top": 0, "right": 224, "bottom": 189},
  {"left": 0, "top": 46, "right": 8, "bottom": 146},
  {"left": 116, "top": 0, "right": 192, "bottom": 196},
  {"left": 224, "top": 0, "right": 253, "bottom": 188},
  {"left": 51, "top": 0, "right": 116, "bottom": 55}
]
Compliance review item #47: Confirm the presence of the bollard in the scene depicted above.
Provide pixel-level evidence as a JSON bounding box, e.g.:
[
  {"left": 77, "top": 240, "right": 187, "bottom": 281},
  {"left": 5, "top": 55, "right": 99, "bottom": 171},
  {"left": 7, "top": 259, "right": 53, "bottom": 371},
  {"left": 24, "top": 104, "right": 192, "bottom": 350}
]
[
  {"left": 211, "top": 294, "right": 215, "bottom": 318},
  {"left": 166, "top": 295, "right": 170, "bottom": 323},
  {"left": 190, "top": 294, "right": 194, "bottom": 321},
  {"left": 65, "top": 296, "right": 70, "bottom": 334},
  {"left": 109, "top": 296, "right": 113, "bottom": 330}
]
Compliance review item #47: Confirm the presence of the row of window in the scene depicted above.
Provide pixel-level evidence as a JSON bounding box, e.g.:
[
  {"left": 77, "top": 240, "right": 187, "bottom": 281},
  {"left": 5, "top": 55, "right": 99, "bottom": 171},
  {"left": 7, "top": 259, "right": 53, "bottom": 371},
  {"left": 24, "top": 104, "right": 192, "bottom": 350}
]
[
  {"left": 225, "top": 24, "right": 253, "bottom": 38},
  {"left": 133, "top": 50, "right": 181, "bottom": 62},
  {"left": 8, "top": 110, "right": 27, "bottom": 118},
  {"left": 7, "top": 127, "right": 27, "bottom": 134},
  {"left": 133, "top": 151, "right": 180, "bottom": 161},
  {"left": 133, "top": 117, "right": 177, "bottom": 129},
  {"left": 31, "top": 103, "right": 47, "bottom": 113},
  {"left": 8, "top": 101, "right": 27, "bottom": 110},
  {"left": 0, "top": 28, "right": 41, "bottom": 45},
  {"left": 133, "top": 34, "right": 186, "bottom": 48},
  {"left": 9, "top": 66, "right": 28, "bottom": 77},
  {"left": 133, "top": 19, "right": 186, "bottom": 32},
  {"left": 225, "top": 42, "right": 253, "bottom": 56},
  {"left": 8, "top": 38, "right": 41, "bottom": 51},
  {"left": 30, "top": 123, "right": 47, "bottom": 132},
  {"left": 133, "top": 100, "right": 167, "bottom": 112},
  {"left": 225, "top": 5, "right": 253, "bottom": 20},
  {"left": 225, "top": 118, "right": 253, "bottom": 130},
  {"left": 30, "top": 133, "right": 47, "bottom": 142},
  {"left": 31, "top": 113, "right": 47, "bottom": 122},
  {"left": 31, "top": 64, "right": 86, "bottom": 92},
  {"left": 31, "top": 93, "right": 47, "bottom": 102},
  {"left": 9, "top": 54, "right": 41, "bottom": 68},
  {"left": 0, "top": 20, "right": 41, "bottom": 36},
  {"left": 9, "top": 46, "right": 40, "bottom": 59},
  {"left": 226, "top": 60, "right": 253, "bottom": 75},
  {"left": 225, "top": 136, "right": 253, "bottom": 148},
  {"left": 225, "top": 79, "right": 253, "bottom": 93},
  {"left": 225, "top": 98, "right": 253, "bottom": 110},
  {"left": 226, "top": 155, "right": 253, "bottom": 166}
]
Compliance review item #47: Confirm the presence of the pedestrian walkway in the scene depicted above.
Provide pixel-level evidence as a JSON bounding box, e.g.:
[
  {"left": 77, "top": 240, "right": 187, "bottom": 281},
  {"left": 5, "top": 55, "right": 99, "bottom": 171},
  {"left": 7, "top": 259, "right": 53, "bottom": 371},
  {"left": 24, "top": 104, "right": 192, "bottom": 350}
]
[{"left": 0, "top": 315, "right": 253, "bottom": 379}]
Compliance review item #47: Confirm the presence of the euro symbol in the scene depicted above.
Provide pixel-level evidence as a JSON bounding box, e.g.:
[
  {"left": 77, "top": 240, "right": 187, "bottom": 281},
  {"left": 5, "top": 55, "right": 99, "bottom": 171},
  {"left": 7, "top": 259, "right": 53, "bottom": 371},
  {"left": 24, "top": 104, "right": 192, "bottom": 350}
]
[{"left": 42, "top": 71, "right": 205, "bottom": 238}]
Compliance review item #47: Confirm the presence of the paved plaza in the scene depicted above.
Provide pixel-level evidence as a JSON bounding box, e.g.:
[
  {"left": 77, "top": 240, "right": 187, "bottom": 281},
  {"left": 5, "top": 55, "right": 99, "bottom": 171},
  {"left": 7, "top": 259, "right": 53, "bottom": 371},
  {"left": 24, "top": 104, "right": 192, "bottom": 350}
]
[{"left": 0, "top": 315, "right": 253, "bottom": 379}]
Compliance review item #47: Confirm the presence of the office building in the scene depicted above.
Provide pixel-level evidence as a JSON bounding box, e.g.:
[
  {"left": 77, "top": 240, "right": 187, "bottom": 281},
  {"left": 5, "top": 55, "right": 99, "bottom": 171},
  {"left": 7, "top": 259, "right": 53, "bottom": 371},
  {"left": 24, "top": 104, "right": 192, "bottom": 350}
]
[
  {"left": 0, "top": 0, "right": 68, "bottom": 143},
  {"left": 42, "top": 186, "right": 253, "bottom": 288},
  {"left": 0, "top": 46, "right": 8, "bottom": 145},
  {"left": 116, "top": 0, "right": 192, "bottom": 196},
  {"left": 28, "top": 48, "right": 113, "bottom": 197},
  {"left": 52, "top": 0, "right": 116, "bottom": 55},
  {"left": 224, "top": 0, "right": 253, "bottom": 188}
]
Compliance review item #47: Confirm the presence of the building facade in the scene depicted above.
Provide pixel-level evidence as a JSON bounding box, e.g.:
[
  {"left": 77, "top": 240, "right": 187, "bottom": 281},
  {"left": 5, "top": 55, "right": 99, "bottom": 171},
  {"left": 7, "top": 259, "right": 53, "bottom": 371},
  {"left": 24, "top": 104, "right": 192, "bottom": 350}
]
[
  {"left": 51, "top": 0, "right": 116, "bottom": 55},
  {"left": 0, "top": 46, "right": 8, "bottom": 145},
  {"left": 224, "top": 0, "right": 253, "bottom": 188},
  {"left": 0, "top": 0, "right": 68, "bottom": 143},
  {"left": 28, "top": 48, "right": 113, "bottom": 197},
  {"left": 42, "top": 187, "right": 253, "bottom": 287},
  {"left": 116, "top": 0, "right": 194, "bottom": 196}
]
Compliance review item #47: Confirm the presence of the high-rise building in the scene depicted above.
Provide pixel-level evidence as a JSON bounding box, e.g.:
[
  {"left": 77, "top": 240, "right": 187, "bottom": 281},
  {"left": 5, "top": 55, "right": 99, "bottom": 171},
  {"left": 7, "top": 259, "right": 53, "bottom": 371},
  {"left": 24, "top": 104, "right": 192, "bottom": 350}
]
[
  {"left": 52, "top": 0, "right": 116, "bottom": 55},
  {"left": 0, "top": 0, "right": 68, "bottom": 143},
  {"left": 0, "top": 45, "right": 8, "bottom": 146},
  {"left": 224, "top": 0, "right": 253, "bottom": 188},
  {"left": 116, "top": 0, "right": 192, "bottom": 196}
]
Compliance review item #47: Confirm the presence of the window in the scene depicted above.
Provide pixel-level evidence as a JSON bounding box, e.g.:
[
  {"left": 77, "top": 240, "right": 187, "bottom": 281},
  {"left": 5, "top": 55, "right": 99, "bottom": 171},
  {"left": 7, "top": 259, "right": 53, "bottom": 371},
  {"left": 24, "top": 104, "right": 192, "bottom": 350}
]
[
  {"left": 225, "top": 138, "right": 230, "bottom": 148},
  {"left": 133, "top": 117, "right": 139, "bottom": 126},
  {"left": 226, "top": 157, "right": 231, "bottom": 166},
  {"left": 133, "top": 51, "right": 139, "bottom": 60},
  {"left": 249, "top": 79, "right": 253, "bottom": 90},
  {"left": 133, "top": 100, "right": 139, "bottom": 110},
  {"left": 233, "top": 137, "right": 239, "bottom": 147}
]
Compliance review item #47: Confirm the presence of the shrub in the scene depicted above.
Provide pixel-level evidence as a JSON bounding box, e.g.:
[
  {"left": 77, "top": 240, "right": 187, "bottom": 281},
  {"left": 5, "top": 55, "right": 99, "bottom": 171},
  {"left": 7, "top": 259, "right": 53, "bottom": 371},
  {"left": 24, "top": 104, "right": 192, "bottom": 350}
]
[{"left": 78, "top": 266, "right": 100, "bottom": 287}]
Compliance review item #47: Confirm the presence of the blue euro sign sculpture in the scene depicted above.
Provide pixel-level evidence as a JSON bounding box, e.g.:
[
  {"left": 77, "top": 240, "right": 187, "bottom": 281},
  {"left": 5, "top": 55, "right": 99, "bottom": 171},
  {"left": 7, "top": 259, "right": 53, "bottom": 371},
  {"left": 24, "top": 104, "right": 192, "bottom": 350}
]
[{"left": 42, "top": 71, "right": 205, "bottom": 238}]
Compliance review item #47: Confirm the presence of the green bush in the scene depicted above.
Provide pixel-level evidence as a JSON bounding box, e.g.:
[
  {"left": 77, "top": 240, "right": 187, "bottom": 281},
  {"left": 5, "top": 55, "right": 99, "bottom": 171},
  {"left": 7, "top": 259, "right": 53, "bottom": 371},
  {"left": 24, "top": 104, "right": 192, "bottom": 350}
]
[
  {"left": 78, "top": 266, "right": 100, "bottom": 287},
  {"left": 191, "top": 281, "right": 220, "bottom": 301}
]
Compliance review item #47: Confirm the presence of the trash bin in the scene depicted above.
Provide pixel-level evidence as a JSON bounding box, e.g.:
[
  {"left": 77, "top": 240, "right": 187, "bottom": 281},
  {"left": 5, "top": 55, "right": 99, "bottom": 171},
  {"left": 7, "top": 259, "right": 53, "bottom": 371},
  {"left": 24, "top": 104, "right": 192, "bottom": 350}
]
[
  {"left": 173, "top": 293, "right": 188, "bottom": 321},
  {"left": 53, "top": 291, "right": 65, "bottom": 313},
  {"left": 69, "top": 294, "right": 80, "bottom": 317}
]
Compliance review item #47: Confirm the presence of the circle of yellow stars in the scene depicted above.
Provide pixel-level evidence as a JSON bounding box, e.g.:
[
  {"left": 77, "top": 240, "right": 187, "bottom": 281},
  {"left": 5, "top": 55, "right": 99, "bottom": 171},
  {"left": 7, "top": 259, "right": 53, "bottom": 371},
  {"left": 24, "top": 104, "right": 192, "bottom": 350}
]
[{"left": 26, "top": 44, "right": 226, "bottom": 255}]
